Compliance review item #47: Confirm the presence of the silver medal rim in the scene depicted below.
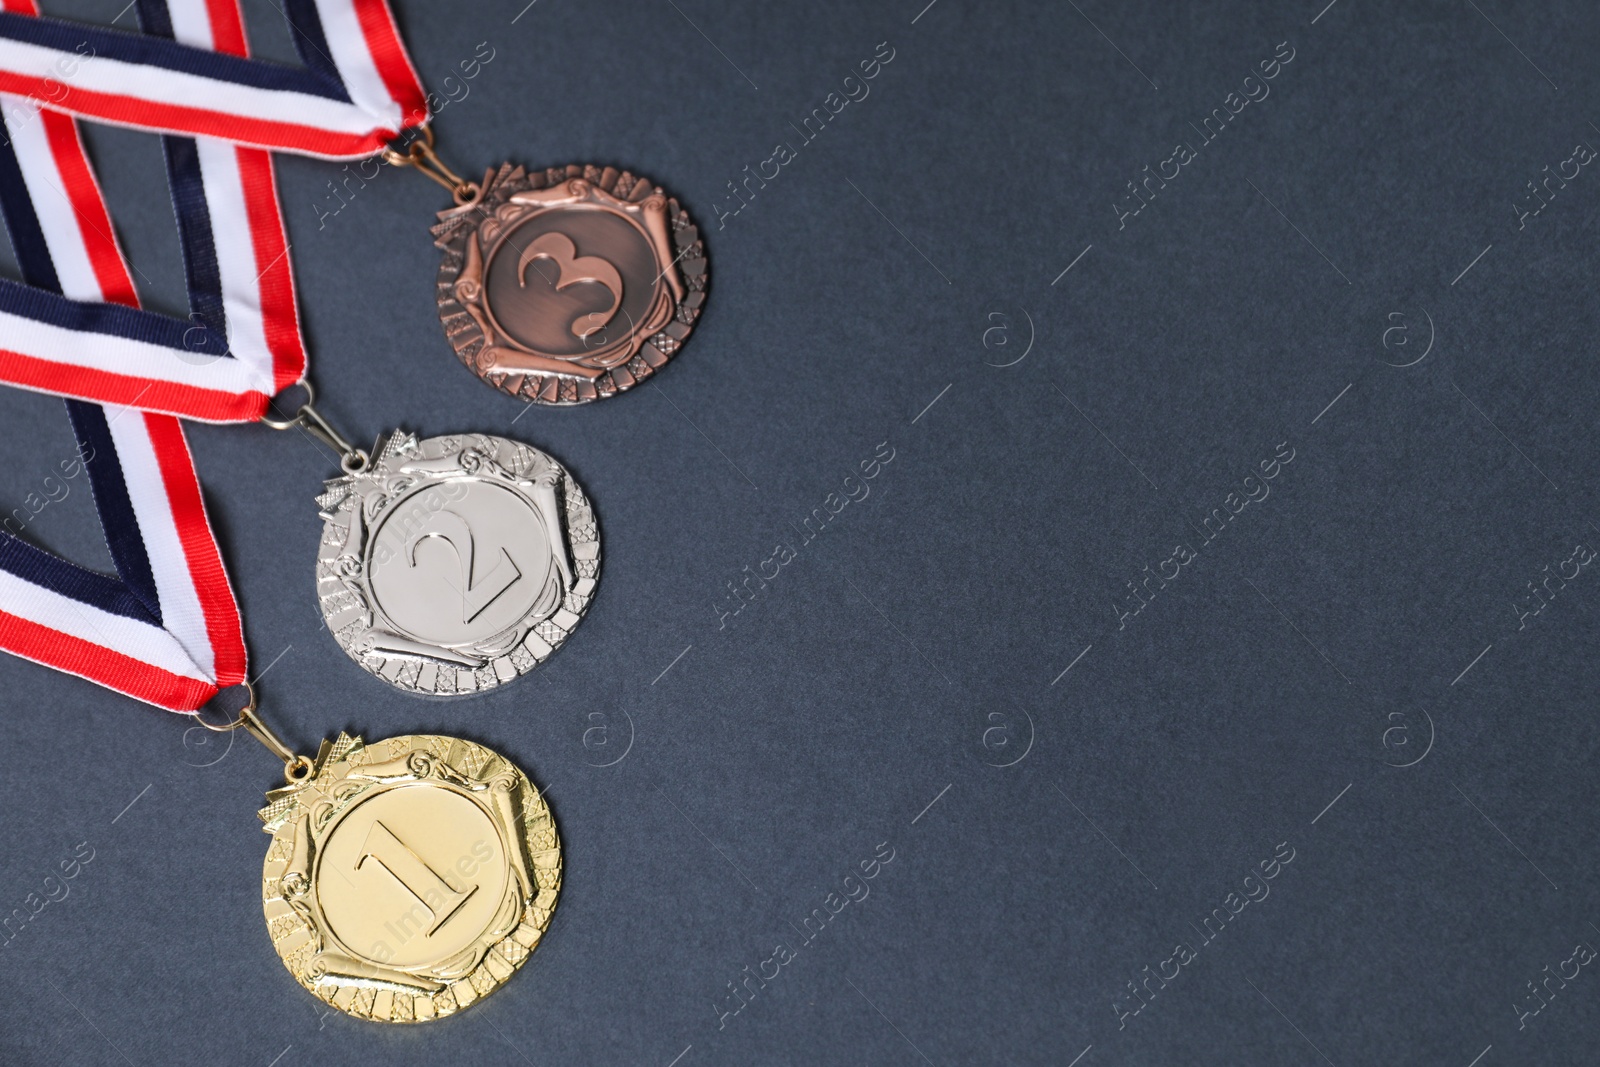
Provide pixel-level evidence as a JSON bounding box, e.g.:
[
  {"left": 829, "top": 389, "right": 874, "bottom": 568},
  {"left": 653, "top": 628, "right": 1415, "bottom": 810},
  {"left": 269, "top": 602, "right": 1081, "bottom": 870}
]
[{"left": 313, "top": 432, "right": 601, "bottom": 696}]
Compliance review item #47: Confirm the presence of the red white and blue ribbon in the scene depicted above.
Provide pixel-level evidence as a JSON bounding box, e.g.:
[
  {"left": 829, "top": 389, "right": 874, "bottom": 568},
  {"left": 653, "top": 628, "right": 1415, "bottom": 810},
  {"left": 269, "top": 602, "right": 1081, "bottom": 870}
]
[
  {"left": 0, "top": 0, "right": 426, "bottom": 158},
  {"left": 0, "top": 0, "right": 275, "bottom": 710},
  {"left": 0, "top": 0, "right": 430, "bottom": 708},
  {"left": 0, "top": 87, "right": 248, "bottom": 710},
  {"left": 0, "top": 0, "right": 425, "bottom": 423}
]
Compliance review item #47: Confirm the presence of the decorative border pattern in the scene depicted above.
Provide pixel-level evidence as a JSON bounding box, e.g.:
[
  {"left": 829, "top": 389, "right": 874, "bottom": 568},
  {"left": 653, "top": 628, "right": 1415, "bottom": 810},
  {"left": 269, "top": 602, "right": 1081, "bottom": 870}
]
[
  {"left": 433, "top": 163, "right": 708, "bottom": 405},
  {"left": 313, "top": 432, "right": 601, "bottom": 695},
  {"left": 260, "top": 733, "right": 561, "bottom": 1024}
]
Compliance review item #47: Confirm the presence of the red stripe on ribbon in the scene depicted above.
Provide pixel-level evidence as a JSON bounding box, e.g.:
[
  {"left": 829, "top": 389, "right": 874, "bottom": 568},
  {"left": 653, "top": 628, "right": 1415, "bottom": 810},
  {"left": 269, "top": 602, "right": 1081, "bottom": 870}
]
[
  {"left": 204, "top": 0, "right": 249, "bottom": 57},
  {"left": 0, "top": 72, "right": 396, "bottom": 158},
  {"left": 0, "top": 349, "right": 269, "bottom": 421},
  {"left": 38, "top": 108, "right": 137, "bottom": 306},
  {"left": 350, "top": 0, "right": 428, "bottom": 127},
  {"left": 0, "top": 608, "right": 217, "bottom": 709},
  {"left": 143, "top": 411, "right": 247, "bottom": 687},
  {"left": 235, "top": 145, "right": 306, "bottom": 393}
]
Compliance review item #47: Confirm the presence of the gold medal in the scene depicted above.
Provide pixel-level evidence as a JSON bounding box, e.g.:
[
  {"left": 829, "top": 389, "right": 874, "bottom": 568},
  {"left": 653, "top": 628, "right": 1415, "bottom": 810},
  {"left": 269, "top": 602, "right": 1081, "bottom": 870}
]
[{"left": 212, "top": 695, "right": 559, "bottom": 1022}]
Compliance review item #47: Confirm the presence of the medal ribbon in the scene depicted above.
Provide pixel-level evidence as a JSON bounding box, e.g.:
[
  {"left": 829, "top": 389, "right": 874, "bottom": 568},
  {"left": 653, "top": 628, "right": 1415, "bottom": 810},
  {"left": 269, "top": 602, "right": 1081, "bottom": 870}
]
[
  {"left": 0, "top": 0, "right": 282, "bottom": 710},
  {"left": 0, "top": 0, "right": 427, "bottom": 422},
  {"left": 0, "top": 0, "right": 425, "bottom": 158}
]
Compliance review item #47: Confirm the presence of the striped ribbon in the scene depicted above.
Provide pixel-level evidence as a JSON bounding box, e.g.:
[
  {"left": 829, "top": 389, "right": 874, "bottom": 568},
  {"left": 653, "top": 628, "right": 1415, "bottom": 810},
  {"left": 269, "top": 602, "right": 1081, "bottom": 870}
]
[
  {"left": 0, "top": 0, "right": 430, "bottom": 707},
  {"left": 0, "top": 0, "right": 426, "bottom": 422},
  {"left": 0, "top": 0, "right": 425, "bottom": 158},
  {"left": 0, "top": 60, "right": 248, "bottom": 709},
  {"left": 0, "top": 0, "right": 426, "bottom": 709}
]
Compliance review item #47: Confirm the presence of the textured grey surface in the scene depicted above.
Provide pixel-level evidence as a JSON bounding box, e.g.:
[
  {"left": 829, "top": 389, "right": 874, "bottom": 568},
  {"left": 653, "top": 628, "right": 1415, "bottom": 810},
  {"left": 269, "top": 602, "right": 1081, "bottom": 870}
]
[{"left": 1, "top": 0, "right": 1599, "bottom": 1064}]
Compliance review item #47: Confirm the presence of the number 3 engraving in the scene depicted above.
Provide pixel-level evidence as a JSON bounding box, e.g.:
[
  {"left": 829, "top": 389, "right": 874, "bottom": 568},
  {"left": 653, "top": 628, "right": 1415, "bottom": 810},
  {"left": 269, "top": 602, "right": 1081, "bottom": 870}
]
[
  {"left": 406, "top": 510, "right": 522, "bottom": 623},
  {"left": 518, "top": 231, "right": 624, "bottom": 338}
]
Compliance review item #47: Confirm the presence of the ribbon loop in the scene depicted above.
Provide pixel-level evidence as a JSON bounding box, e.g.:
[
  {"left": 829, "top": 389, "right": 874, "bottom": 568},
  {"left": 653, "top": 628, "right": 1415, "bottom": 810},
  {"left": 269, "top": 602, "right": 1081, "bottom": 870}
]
[{"left": 0, "top": 0, "right": 429, "bottom": 421}]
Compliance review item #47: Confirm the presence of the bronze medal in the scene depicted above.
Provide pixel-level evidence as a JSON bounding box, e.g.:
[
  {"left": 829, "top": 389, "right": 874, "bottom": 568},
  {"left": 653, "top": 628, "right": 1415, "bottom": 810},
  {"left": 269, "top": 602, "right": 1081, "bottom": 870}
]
[{"left": 432, "top": 163, "right": 708, "bottom": 405}]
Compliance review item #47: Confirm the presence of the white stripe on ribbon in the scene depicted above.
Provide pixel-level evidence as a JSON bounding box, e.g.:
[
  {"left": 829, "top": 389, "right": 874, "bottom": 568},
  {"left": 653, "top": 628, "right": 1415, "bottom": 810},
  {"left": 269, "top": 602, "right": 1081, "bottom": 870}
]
[
  {"left": 0, "top": 36, "right": 396, "bottom": 141},
  {"left": 316, "top": 0, "right": 405, "bottom": 127},
  {"left": 196, "top": 137, "right": 276, "bottom": 380},
  {"left": 0, "top": 552, "right": 213, "bottom": 683},
  {"left": 105, "top": 404, "right": 216, "bottom": 679},
  {"left": 4, "top": 99, "right": 98, "bottom": 293},
  {"left": 165, "top": 0, "right": 216, "bottom": 51},
  {"left": 0, "top": 306, "right": 269, "bottom": 394}
]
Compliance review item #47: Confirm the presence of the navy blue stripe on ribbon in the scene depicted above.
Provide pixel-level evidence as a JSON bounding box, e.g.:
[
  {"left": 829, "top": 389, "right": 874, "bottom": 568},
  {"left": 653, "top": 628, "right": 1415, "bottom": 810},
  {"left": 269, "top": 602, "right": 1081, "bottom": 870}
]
[
  {"left": 132, "top": 0, "right": 174, "bottom": 40},
  {"left": 0, "top": 276, "right": 231, "bottom": 357},
  {"left": 137, "top": 0, "right": 228, "bottom": 347},
  {"left": 65, "top": 399, "right": 162, "bottom": 623},
  {"left": 0, "top": 403, "right": 162, "bottom": 629},
  {"left": 281, "top": 0, "right": 342, "bottom": 88},
  {"left": 0, "top": 124, "right": 60, "bottom": 293},
  {"left": 161, "top": 137, "right": 226, "bottom": 341},
  {"left": 0, "top": 12, "right": 351, "bottom": 103},
  {"left": 0, "top": 517, "right": 160, "bottom": 622}
]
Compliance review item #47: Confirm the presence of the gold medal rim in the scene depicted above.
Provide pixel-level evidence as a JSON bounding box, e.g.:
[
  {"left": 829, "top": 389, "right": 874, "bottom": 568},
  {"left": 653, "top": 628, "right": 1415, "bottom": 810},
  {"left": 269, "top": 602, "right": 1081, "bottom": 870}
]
[{"left": 259, "top": 733, "right": 560, "bottom": 1023}]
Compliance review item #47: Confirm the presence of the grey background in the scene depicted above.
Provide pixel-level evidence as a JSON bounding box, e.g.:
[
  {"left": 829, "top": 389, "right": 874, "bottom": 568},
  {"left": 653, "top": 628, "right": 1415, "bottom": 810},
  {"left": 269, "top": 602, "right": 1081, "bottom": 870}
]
[{"left": 0, "top": 0, "right": 1597, "bottom": 1064}]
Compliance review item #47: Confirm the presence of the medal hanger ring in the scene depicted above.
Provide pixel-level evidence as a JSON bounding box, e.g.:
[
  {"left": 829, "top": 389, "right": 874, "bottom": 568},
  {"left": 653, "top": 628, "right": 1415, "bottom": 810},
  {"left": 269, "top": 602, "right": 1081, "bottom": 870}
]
[
  {"left": 383, "top": 127, "right": 480, "bottom": 206},
  {"left": 194, "top": 681, "right": 314, "bottom": 783},
  {"left": 262, "top": 379, "right": 370, "bottom": 474}
]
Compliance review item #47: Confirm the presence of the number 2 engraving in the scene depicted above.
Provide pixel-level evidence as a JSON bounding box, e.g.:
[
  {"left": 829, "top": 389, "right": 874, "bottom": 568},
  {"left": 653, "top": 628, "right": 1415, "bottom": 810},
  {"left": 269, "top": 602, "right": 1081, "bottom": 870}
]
[
  {"left": 406, "top": 510, "right": 522, "bottom": 623},
  {"left": 357, "top": 820, "right": 477, "bottom": 936}
]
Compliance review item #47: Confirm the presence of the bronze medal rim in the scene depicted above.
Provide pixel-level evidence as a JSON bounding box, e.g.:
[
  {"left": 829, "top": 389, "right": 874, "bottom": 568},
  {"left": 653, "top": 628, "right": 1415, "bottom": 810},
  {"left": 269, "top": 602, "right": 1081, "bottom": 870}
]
[
  {"left": 259, "top": 733, "right": 561, "bottom": 1023},
  {"left": 432, "top": 163, "right": 708, "bottom": 406}
]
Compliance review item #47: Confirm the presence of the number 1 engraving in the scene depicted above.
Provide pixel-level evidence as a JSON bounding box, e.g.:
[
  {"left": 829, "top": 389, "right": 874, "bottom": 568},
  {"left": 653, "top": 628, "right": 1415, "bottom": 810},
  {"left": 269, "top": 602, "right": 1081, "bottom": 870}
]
[{"left": 357, "top": 820, "right": 477, "bottom": 936}]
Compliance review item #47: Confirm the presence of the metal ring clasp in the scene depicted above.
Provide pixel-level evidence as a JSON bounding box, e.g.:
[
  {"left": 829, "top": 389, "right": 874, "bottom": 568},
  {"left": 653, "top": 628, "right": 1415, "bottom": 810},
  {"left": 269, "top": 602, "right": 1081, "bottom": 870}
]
[
  {"left": 383, "top": 127, "right": 480, "bottom": 206},
  {"left": 263, "top": 380, "right": 369, "bottom": 474},
  {"left": 195, "top": 681, "right": 314, "bottom": 784}
]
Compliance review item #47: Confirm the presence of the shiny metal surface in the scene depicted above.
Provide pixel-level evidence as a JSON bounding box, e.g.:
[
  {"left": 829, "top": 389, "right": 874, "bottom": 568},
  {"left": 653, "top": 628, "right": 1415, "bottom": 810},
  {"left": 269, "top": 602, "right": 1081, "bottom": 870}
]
[
  {"left": 259, "top": 733, "right": 559, "bottom": 1022},
  {"left": 433, "top": 163, "right": 707, "bottom": 404},
  {"left": 313, "top": 432, "right": 600, "bottom": 694}
]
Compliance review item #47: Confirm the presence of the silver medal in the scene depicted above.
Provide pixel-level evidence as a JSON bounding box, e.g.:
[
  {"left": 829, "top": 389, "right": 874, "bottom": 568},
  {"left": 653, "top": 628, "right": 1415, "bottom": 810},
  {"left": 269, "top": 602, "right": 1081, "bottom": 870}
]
[{"left": 313, "top": 431, "right": 599, "bottom": 694}]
